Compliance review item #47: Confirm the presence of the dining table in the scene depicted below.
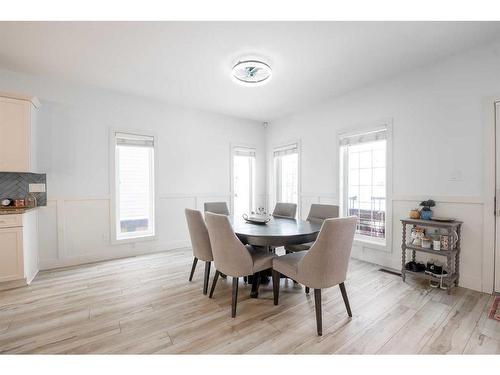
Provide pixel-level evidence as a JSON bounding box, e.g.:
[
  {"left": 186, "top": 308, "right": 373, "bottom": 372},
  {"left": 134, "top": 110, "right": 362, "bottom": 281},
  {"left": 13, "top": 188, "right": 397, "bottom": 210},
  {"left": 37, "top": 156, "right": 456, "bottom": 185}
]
[{"left": 231, "top": 215, "right": 322, "bottom": 297}]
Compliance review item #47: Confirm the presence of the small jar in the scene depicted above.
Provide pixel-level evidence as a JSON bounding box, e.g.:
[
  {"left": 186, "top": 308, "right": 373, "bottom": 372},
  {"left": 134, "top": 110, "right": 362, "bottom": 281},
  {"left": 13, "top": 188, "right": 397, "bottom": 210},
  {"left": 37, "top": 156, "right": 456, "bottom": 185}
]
[
  {"left": 440, "top": 235, "right": 450, "bottom": 250},
  {"left": 14, "top": 199, "right": 25, "bottom": 207},
  {"left": 421, "top": 237, "right": 432, "bottom": 249},
  {"left": 433, "top": 239, "right": 441, "bottom": 250}
]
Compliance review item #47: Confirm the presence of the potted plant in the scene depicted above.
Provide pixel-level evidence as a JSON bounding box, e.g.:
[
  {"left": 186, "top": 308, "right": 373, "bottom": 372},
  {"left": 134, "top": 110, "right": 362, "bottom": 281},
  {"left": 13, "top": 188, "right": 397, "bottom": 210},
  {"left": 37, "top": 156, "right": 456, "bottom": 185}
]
[{"left": 419, "top": 199, "right": 435, "bottom": 220}]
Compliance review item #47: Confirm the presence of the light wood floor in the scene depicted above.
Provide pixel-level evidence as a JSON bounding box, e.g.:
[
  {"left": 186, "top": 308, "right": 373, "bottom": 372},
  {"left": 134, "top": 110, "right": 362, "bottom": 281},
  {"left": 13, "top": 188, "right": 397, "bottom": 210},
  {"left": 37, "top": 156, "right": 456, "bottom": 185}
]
[{"left": 0, "top": 248, "right": 499, "bottom": 354}]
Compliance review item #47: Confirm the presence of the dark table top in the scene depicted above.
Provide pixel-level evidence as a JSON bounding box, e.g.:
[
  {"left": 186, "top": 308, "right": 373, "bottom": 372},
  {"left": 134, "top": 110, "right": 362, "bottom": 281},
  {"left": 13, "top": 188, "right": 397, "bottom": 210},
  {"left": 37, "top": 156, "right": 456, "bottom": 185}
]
[{"left": 231, "top": 216, "right": 322, "bottom": 247}]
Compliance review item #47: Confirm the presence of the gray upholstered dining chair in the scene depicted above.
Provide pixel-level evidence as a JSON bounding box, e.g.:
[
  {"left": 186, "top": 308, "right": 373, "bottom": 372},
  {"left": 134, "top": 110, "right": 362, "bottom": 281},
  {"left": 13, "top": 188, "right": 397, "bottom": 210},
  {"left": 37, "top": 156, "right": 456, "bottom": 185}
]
[
  {"left": 204, "top": 201, "right": 230, "bottom": 215},
  {"left": 285, "top": 204, "right": 339, "bottom": 253},
  {"left": 272, "top": 202, "right": 297, "bottom": 219},
  {"left": 185, "top": 208, "right": 214, "bottom": 295},
  {"left": 205, "top": 212, "right": 276, "bottom": 318},
  {"left": 272, "top": 216, "right": 357, "bottom": 335}
]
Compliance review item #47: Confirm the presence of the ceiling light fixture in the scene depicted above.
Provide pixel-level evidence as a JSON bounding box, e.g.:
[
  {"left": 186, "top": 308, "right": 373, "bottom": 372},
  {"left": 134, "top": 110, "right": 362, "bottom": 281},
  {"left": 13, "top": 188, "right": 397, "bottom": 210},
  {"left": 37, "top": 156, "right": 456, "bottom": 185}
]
[{"left": 232, "top": 59, "right": 272, "bottom": 86}]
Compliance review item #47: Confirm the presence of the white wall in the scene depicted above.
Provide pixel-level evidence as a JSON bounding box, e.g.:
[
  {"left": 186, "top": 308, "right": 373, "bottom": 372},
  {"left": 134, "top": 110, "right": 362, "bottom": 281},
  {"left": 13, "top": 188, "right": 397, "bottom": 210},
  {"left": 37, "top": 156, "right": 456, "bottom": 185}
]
[
  {"left": 2, "top": 41, "right": 499, "bottom": 294},
  {"left": 0, "top": 69, "right": 266, "bottom": 269},
  {"left": 267, "top": 41, "right": 500, "bottom": 293}
]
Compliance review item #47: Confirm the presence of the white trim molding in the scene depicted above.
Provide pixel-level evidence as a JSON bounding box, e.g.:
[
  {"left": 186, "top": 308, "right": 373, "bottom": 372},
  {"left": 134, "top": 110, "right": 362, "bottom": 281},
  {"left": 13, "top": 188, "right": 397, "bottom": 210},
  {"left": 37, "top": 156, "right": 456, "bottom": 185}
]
[
  {"left": 108, "top": 127, "right": 159, "bottom": 245},
  {"left": 337, "top": 119, "right": 394, "bottom": 254},
  {"left": 270, "top": 139, "right": 302, "bottom": 218},
  {"left": 229, "top": 142, "right": 257, "bottom": 216},
  {"left": 38, "top": 192, "right": 225, "bottom": 271},
  {"left": 392, "top": 195, "right": 484, "bottom": 205}
]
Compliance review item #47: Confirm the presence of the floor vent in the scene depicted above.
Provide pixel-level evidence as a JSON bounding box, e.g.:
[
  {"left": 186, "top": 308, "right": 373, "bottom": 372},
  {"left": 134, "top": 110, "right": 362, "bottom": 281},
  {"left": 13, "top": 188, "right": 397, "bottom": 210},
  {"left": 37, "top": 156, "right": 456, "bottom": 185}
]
[{"left": 378, "top": 268, "right": 402, "bottom": 277}]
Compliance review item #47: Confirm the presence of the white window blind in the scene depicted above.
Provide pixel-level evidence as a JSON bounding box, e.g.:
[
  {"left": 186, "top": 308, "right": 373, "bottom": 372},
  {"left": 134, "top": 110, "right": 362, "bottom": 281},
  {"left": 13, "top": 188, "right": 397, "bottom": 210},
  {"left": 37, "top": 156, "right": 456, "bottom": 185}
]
[
  {"left": 339, "top": 128, "right": 387, "bottom": 146},
  {"left": 273, "top": 143, "right": 299, "bottom": 157},
  {"left": 234, "top": 146, "right": 256, "bottom": 157},
  {"left": 116, "top": 132, "right": 154, "bottom": 147}
]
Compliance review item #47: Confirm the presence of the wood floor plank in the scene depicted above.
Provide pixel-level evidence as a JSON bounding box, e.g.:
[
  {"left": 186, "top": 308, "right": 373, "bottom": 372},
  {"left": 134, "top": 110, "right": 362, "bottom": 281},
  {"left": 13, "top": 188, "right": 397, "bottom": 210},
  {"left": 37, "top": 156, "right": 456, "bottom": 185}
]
[
  {"left": 377, "top": 300, "right": 454, "bottom": 354},
  {"left": 420, "top": 290, "right": 491, "bottom": 354},
  {"left": 463, "top": 328, "right": 500, "bottom": 354},
  {"left": 335, "top": 304, "right": 417, "bottom": 354},
  {"left": 0, "top": 248, "right": 498, "bottom": 354}
]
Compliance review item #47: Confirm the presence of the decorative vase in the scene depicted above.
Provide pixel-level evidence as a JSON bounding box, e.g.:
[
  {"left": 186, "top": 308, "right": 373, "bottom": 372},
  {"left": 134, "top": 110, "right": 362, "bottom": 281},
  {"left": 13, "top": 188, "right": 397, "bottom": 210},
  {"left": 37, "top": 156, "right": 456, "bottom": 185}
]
[
  {"left": 420, "top": 210, "right": 432, "bottom": 220},
  {"left": 409, "top": 209, "right": 420, "bottom": 219}
]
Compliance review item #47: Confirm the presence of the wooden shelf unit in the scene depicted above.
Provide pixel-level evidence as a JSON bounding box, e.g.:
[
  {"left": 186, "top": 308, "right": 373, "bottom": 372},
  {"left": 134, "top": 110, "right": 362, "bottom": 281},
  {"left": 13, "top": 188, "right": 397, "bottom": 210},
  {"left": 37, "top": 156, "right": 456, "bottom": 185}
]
[{"left": 400, "top": 218, "right": 462, "bottom": 294}]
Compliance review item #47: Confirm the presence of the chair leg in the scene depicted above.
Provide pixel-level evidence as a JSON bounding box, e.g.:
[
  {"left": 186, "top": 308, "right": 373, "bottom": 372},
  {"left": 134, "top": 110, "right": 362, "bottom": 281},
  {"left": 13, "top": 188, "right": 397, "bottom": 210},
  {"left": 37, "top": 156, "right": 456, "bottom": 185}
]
[
  {"left": 339, "top": 282, "right": 352, "bottom": 317},
  {"left": 231, "top": 277, "right": 239, "bottom": 318},
  {"left": 305, "top": 286, "right": 310, "bottom": 294},
  {"left": 189, "top": 257, "right": 198, "bottom": 281},
  {"left": 272, "top": 270, "right": 280, "bottom": 305},
  {"left": 220, "top": 273, "right": 227, "bottom": 279},
  {"left": 250, "top": 272, "right": 261, "bottom": 298},
  {"left": 209, "top": 270, "right": 220, "bottom": 298},
  {"left": 203, "top": 261, "right": 211, "bottom": 295},
  {"left": 314, "top": 289, "right": 322, "bottom": 336}
]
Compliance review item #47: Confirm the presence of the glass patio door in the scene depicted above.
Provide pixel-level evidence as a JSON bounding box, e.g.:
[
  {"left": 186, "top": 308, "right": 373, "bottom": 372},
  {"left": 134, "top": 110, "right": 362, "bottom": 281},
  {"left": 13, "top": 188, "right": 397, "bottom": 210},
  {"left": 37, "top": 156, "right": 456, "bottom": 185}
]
[{"left": 233, "top": 146, "right": 256, "bottom": 218}]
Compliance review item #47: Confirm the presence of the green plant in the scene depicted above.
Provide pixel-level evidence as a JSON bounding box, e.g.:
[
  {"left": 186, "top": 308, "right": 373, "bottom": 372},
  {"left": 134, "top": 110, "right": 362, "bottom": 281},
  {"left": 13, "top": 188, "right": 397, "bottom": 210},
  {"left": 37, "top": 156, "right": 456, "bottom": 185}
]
[{"left": 419, "top": 199, "right": 436, "bottom": 211}]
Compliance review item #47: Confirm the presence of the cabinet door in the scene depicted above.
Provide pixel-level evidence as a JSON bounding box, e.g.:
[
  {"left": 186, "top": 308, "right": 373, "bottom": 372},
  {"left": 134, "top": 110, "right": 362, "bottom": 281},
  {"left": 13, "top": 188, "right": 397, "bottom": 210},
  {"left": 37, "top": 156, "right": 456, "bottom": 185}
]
[
  {"left": 0, "top": 227, "right": 24, "bottom": 282},
  {"left": 0, "top": 97, "right": 30, "bottom": 172}
]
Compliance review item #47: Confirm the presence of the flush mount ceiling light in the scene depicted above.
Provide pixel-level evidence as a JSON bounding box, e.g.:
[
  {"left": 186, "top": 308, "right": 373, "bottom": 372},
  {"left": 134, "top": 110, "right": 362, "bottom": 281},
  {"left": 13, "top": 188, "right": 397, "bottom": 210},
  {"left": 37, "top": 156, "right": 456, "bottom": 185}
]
[{"left": 232, "top": 60, "right": 272, "bottom": 86}]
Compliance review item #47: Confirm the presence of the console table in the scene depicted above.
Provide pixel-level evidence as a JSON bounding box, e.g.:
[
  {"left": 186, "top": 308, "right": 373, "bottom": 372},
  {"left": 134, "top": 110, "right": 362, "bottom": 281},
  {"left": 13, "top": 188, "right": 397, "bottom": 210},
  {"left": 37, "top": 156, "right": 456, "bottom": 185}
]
[{"left": 400, "top": 218, "right": 462, "bottom": 294}]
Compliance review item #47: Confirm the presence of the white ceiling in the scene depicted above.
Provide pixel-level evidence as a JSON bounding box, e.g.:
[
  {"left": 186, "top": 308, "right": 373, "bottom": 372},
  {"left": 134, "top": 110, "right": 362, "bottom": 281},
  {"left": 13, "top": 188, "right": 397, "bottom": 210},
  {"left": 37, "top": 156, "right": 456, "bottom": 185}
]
[{"left": 0, "top": 22, "right": 499, "bottom": 121}]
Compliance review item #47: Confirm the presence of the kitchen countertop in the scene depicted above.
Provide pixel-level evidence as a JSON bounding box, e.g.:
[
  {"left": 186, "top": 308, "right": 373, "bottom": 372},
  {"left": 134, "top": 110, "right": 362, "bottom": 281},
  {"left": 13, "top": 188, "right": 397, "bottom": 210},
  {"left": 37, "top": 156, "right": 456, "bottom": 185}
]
[{"left": 0, "top": 207, "right": 39, "bottom": 215}]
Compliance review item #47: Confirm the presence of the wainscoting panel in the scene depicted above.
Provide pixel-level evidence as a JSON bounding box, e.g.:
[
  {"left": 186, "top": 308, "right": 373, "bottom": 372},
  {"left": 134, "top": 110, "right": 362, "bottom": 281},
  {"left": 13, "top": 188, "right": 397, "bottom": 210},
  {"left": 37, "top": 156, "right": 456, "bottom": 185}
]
[
  {"left": 157, "top": 196, "right": 195, "bottom": 245},
  {"left": 319, "top": 196, "right": 337, "bottom": 205},
  {"left": 392, "top": 198, "right": 484, "bottom": 291},
  {"left": 196, "top": 195, "right": 231, "bottom": 213},
  {"left": 37, "top": 193, "right": 487, "bottom": 292},
  {"left": 349, "top": 196, "right": 484, "bottom": 292},
  {"left": 299, "top": 194, "right": 338, "bottom": 220},
  {"left": 300, "top": 196, "right": 320, "bottom": 220},
  {"left": 38, "top": 194, "right": 225, "bottom": 270},
  {"left": 63, "top": 199, "right": 111, "bottom": 258},
  {"left": 37, "top": 201, "right": 58, "bottom": 261}
]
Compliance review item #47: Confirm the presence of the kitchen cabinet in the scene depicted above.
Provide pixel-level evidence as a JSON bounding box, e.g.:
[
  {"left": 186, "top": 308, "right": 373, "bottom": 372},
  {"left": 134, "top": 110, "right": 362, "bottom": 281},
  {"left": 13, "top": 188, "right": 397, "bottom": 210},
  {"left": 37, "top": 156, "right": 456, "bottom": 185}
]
[
  {"left": 0, "top": 210, "right": 39, "bottom": 289},
  {"left": 0, "top": 92, "right": 40, "bottom": 172}
]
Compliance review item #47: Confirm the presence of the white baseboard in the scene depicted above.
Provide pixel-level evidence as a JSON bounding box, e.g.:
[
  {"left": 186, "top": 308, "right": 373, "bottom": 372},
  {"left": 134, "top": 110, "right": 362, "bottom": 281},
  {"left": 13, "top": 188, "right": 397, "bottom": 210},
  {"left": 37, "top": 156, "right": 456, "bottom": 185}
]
[
  {"left": 26, "top": 270, "right": 39, "bottom": 285},
  {"left": 351, "top": 253, "right": 401, "bottom": 272},
  {"left": 0, "top": 278, "right": 27, "bottom": 291}
]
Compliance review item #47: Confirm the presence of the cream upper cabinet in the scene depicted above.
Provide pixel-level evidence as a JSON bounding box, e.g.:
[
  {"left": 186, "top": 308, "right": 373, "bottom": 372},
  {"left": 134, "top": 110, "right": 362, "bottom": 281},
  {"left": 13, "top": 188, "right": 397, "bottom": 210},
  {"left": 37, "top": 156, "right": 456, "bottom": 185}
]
[{"left": 0, "top": 93, "right": 40, "bottom": 173}]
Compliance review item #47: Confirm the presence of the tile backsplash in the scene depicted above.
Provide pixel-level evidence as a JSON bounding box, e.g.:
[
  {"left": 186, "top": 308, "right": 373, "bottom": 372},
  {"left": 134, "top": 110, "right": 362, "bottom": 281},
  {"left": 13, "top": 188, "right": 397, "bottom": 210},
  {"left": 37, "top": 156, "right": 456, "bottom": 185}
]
[{"left": 0, "top": 172, "right": 47, "bottom": 206}]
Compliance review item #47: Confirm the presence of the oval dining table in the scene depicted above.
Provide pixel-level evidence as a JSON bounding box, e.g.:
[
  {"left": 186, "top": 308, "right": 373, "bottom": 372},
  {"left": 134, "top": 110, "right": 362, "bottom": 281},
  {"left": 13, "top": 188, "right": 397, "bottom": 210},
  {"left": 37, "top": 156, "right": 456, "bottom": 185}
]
[{"left": 230, "top": 215, "right": 322, "bottom": 297}]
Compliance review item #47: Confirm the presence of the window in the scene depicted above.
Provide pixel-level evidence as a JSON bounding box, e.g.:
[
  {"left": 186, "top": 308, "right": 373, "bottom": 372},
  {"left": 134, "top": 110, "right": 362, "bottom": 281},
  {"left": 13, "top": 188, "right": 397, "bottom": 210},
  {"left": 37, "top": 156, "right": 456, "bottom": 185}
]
[
  {"left": 274, "top": 143, "right": 299, "bottom": 214},
  {"left": 340, "top": 128, "right": 387, "bottom": 242},
  {"left": 114, "top": 132, "right": 155, "bottom": 241},
  {"left": 232, "top": 146, "right": 256, "bottom": 217}
]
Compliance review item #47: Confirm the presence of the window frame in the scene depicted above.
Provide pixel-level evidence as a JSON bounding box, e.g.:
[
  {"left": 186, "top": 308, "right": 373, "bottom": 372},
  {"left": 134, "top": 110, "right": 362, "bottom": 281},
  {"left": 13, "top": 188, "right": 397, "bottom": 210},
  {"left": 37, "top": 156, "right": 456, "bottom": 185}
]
[
  {"left": 272, "top": 140, "right": 301, "bottom": 218},
  {"left": 109, "top": 128, "right": 158, "bottom": 244},
  {"left": 230, "top": 143, "right": 257, "bottom": 217},
  {"left": 338, "top": 122, "right": 393, "bottom": 252}
]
